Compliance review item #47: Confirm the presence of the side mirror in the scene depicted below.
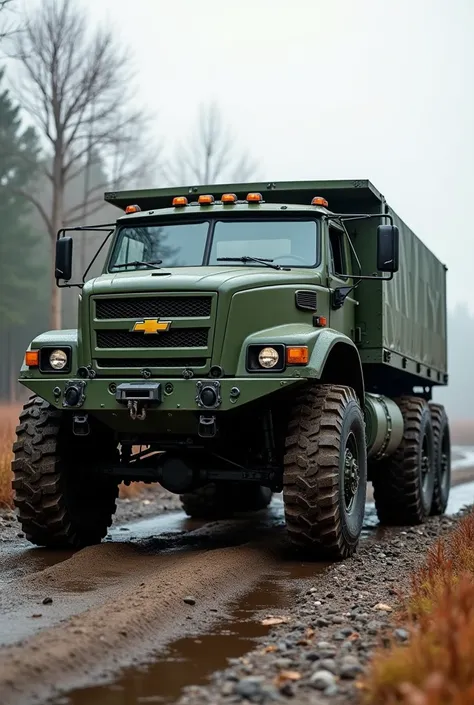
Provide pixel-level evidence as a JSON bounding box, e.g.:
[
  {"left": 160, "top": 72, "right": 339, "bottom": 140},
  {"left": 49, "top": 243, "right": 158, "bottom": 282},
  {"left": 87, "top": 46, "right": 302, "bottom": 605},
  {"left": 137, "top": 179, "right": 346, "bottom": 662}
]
[
  {"left": 55, "top": 237, "right": 73, "bottom": 281},
  {"left": 377, "top": 225, "right": 399, "bottom": 273}
]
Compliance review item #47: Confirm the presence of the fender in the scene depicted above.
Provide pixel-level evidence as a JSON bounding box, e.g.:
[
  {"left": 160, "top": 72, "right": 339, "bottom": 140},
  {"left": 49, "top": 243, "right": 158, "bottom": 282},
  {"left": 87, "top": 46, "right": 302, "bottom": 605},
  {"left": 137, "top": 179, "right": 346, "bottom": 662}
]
[
  {"left": 20, "top": 330, "right": 79, "bottom": 378},
  {"left": 236, "top": 324, "right": 364, "bottom": 404}
]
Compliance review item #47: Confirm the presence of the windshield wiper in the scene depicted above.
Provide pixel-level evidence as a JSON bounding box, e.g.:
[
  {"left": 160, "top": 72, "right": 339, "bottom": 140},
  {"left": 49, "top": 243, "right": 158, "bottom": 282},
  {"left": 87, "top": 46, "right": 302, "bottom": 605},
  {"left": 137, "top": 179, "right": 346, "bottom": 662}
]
[
  {"left": 217, "top": 256, "right": 289, "bottom": 271},
  {"left": 112, "top": 260, "right": 163, "bottom": 270}
]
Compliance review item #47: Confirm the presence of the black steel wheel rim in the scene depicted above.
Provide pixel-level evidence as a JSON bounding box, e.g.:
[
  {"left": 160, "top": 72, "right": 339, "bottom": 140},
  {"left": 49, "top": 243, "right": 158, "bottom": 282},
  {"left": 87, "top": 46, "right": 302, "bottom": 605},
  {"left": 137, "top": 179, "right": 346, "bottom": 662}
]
[
  {"left": 440, "top": 428, "right": 450, "bottom": 494},
  {"left": 421, "top": 432, "right": 431, "bottom": 492},
  {"left": 343, "top": 431, "right": 360, "bottom": 514}
]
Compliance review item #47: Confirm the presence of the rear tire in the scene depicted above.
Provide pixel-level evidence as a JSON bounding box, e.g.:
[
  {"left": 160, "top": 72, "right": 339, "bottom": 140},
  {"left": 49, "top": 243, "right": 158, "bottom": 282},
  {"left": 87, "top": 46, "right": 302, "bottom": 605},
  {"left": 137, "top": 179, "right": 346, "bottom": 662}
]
[
  {"left": 429, "top": 403, "right": 451, "bottom": 515},
  {"left": 282, "top": 384, "right": 367, "bottom": 560},
  {"left": 12, "top": 396, "right": 120, "bottom": 549},
  {"left": 180, "top": 483, "right": 273, "bottom": 519},
  {"left": 372, "top": 396, "right": 435, "bottom": 525}
]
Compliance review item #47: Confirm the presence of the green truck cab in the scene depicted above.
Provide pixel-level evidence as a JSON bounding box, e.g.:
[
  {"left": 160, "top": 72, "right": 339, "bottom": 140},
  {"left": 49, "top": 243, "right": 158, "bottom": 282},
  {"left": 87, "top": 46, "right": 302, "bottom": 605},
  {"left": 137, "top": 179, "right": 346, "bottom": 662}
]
[{"left": 12, "top": 180, "right": 450, "bottom": 559}]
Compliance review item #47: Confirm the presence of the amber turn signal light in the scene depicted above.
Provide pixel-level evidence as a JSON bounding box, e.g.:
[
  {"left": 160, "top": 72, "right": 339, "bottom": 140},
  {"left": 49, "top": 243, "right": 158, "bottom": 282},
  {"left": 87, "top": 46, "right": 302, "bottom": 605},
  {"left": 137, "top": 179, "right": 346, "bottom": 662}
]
[
  {"left": 286, "top": 346, "right": 309, "bottom": 365},
  {"left": 25, "top": 350, "right": 39, "bottom": 367},
  {"left": 198, "top": 194, "right": 214, "bottom": 205},
  {"left": 247, "top": 192, "right": 262, "bottom": 202},
  {"left": 311, "top": 196, "right": 329, "bottom": 207},
  {"left": 172, "top": 196, "right": 188, "bottom": 207},
  {"left": 221, "top": 193, "right": 237, "bottom": 203}
]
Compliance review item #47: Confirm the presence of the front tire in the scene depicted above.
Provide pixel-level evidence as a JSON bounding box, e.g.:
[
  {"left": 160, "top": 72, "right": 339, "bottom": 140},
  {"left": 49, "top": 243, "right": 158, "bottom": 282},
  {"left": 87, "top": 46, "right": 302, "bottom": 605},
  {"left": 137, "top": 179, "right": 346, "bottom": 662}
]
[
  {"left": 282, "top": 384, "right": 367, "bottom": 560},
  {"left": 12, "top": 396, "right": 120, "bottom": 549},
  {"left": 372, "top": 396, "right": 435, "bottom": 525},
  {"left": 180, "top": 483, "right": 273, "bottom": 519}
]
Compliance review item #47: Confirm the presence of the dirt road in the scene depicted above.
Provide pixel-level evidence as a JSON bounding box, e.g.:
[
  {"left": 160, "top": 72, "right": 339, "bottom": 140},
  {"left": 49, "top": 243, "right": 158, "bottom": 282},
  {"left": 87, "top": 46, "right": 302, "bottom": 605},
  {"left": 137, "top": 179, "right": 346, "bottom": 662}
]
[{"left": 0, "top": 448, "right": 473, "bottom": 705}]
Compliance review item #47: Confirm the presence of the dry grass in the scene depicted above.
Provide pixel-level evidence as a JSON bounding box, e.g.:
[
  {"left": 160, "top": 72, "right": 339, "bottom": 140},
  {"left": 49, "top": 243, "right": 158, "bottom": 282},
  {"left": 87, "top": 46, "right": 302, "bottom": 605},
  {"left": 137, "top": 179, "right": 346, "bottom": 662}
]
[
  {"left": 0, "top": 403, "right": 149, "bottom": 508},
  {"left": 0, "top": 405, "right": 19, "bottom": 508},
  {"left": 363, "top": 511, "right": 474, "bottom": 705},
  {"left": 450, "top": 419, "right": 474, "bottom": 446}
]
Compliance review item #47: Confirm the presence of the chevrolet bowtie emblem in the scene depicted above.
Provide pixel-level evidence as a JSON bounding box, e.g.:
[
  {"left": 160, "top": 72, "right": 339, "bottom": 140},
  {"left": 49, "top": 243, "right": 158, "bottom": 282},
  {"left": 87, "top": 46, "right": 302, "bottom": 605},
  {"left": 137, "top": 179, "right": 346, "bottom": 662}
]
[{"left": 132, "top": 319, "right": 172, "bottom": 334}]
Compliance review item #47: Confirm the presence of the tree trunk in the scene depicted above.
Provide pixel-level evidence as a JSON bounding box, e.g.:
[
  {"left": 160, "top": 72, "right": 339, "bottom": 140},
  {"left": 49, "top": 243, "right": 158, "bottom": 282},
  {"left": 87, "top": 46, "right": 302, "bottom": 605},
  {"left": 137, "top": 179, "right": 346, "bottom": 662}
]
[
  {"left": 50, "top": 270, "right": 61, "bottom": 331},
  {"left": 50, "top": 149, "right": 64, "bottom": 331}
]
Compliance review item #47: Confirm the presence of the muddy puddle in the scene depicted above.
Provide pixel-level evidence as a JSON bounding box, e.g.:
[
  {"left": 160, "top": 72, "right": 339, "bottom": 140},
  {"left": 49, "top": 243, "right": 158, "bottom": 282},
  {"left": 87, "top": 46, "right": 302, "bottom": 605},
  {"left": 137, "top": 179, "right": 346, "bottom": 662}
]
[
  {"left": 55, "top": 562, "right": 326, "bottom": 705},
  {"left": 446, "top": 480, "right": 474, "bottom": 515}
]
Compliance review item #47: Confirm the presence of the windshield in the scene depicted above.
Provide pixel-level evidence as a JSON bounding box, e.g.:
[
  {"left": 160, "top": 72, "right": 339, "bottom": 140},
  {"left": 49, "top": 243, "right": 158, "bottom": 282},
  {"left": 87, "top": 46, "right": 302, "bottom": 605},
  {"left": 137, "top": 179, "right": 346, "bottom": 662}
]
[
  {"left": 108, "top": 218, "right": 319, "bottom": 271},
  {"left": 109, "top": 222, "right": 208, "bottom": 270},
  {"left": 209, "top": 220, "right": 318, "bottom": 266}
]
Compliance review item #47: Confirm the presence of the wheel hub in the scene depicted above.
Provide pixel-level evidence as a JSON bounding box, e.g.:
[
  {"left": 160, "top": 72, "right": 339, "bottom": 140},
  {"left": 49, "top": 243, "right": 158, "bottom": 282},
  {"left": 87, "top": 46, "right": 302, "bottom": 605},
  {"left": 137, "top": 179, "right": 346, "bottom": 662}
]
[
  {"left": 421, "top": 442, "right": 430, "bottom": 489},
  {"left": 440, "top": 450, "right": 449, "bottom": 490},
  {"left": 344, "top": 444, "right": 360, "bottom": 512}
]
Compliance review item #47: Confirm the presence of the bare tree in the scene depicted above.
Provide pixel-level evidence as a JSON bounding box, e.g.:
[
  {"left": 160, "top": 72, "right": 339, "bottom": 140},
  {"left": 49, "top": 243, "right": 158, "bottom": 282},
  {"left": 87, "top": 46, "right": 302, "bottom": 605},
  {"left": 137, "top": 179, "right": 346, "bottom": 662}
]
[
  {"left": 163, "top": 101, "right": 257, "bottom": 186},
  {"left": 10, "top": 0, "right": 158, "bottom": 329},
  {"left": 0, "top": 0, "right": 16, "bottom": 42}
]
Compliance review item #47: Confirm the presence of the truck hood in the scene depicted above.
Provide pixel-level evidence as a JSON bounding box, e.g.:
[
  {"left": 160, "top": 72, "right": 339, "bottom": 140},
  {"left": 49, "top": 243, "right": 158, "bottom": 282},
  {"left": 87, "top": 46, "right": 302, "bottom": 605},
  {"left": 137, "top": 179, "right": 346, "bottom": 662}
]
[{"left": 88, "top": 266, "right": 322, "bottom": 296}]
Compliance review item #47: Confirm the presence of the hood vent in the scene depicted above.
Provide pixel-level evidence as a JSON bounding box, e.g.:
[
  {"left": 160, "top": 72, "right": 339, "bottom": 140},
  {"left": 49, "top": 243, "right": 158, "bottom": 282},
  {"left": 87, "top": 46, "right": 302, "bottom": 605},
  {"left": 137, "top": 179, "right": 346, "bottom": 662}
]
[{"left": 295, "top": 290, "right": 317, "bottom": 312}]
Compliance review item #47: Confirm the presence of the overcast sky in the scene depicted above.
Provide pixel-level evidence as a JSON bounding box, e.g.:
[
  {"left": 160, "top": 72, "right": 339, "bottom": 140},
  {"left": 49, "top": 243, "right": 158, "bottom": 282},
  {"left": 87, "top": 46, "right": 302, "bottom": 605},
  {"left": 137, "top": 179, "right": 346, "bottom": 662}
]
[{"left": 19, "top": 0, "right": 474, "bottom": 312}]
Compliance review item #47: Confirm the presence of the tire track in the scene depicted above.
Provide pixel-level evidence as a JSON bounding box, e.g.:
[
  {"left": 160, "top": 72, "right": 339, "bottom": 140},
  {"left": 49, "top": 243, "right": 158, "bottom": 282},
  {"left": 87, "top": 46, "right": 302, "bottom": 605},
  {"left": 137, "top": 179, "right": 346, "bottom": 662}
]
[{"left": 0, "top": 542, "right": 278, "bottom": 705}]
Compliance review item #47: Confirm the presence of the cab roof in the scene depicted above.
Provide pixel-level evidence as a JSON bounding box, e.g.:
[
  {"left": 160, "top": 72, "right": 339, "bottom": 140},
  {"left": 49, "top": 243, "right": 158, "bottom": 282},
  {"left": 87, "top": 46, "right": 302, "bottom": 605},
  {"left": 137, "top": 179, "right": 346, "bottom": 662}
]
[{"left": 105, "top": 179, "right": 386, "bottom": 215}]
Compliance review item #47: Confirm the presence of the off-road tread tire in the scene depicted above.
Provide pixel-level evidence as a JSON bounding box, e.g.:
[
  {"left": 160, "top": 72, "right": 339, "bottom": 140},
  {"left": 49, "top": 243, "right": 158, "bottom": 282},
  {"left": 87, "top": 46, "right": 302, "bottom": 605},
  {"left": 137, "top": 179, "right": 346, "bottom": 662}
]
[
  {"left": 429, "top": 402, "right": 451, "bottom": 516},
  {"left": 180, "top": 483, "right": 272, "bottom": 519},
  {"left": 282, "top": 384, "right": 367, "bottom": 560},
  {"left": 12, "top": 396, "right": 119, "bottom": 549},
  {"left": 372, "top": 396, "right": 434, "bottom": 526}
]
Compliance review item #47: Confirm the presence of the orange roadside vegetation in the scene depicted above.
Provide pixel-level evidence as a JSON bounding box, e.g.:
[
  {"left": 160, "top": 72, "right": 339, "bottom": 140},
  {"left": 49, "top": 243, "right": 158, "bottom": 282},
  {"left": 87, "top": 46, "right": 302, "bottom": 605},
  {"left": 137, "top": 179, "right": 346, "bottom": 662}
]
[{"left": 362, "top": 510, "right": 474, "bottom": 705}]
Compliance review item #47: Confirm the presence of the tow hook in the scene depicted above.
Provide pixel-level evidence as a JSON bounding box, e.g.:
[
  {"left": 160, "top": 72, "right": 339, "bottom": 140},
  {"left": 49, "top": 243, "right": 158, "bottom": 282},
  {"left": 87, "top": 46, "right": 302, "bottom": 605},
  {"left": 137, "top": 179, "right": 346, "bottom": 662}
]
[
  {"left": 72, "top": 414, "right": 90, "bottom": 436},
  {"left": 198, "top": 415, "right": 217, "bottom": 438},
  {"left": 115, "top": 382, "right": 161, "bottom": 421},
  {"left": 127, "top": 400, "right": 147, "bottom": 421}
]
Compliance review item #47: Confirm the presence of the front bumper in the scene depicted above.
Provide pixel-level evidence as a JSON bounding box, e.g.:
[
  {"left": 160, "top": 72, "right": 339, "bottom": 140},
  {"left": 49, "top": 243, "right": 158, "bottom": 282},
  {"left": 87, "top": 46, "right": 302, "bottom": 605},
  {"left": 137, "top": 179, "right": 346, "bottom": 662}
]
[{"left": 18, "top": 375, "right": 303, "bottom": 412}]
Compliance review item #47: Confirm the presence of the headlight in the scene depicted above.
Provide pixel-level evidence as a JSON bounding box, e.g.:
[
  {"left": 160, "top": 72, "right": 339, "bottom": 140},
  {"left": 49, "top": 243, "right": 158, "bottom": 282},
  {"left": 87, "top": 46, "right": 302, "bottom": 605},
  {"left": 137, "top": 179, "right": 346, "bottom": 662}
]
[
  {"left": 258, "top": 347, "right": 280, "bottom": 369},
  {"left": 49, "top": 349, "right": 68, "bottom": 370}
]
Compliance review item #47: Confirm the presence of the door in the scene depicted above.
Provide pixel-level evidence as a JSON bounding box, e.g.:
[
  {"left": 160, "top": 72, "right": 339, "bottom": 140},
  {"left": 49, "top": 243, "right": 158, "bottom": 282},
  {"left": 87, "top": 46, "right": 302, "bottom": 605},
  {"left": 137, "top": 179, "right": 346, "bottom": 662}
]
[{"left": 327, "top": 223, "right": 357, "bottom": 339}]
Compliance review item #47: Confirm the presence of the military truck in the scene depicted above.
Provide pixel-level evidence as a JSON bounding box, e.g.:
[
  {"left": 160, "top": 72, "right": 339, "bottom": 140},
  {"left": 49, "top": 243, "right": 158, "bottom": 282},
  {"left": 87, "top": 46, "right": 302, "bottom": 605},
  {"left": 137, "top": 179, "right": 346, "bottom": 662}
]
[{"left": 12, "top": 179, "right": 450, "bottom": 559}]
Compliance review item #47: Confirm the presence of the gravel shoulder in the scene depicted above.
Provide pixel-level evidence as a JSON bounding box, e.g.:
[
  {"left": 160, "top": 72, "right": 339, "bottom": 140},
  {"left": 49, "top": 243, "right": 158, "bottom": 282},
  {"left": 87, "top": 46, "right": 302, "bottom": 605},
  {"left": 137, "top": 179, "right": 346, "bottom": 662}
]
[{"left": 177, "top": 509, "right": 471, "bottom": 705}]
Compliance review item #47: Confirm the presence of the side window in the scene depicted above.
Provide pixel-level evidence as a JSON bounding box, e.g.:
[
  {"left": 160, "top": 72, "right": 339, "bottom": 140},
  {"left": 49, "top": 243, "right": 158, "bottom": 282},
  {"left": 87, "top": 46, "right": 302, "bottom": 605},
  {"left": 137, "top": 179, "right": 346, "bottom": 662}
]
[{"left": 328, "top": 226, "right": 346, "bottom": 277}]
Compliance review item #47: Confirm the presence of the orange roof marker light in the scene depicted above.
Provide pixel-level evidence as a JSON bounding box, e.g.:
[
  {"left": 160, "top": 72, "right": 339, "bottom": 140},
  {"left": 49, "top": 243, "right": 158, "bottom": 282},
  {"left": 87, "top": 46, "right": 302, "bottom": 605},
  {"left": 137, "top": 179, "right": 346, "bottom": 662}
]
[
  {"left": 247, "top": 192, "right": 263, "bottom": 203},
  {"left": 286, "top": 346, "right": 309, "bottom": 365},
  {"left": 221, "top": 193, "right": 237, "bottom": 204},
  {"left": 172, "top": 196, "right": 188, "bottom": 207},
  {"left": 311, "top": 196, "right": 329, "bottom": 207},
  {"left": 25, "top": 350, "right": 39, "bottom": 367},
  {"left": 198, "top": 194, "right": 215, "bottom": 205},
  {"left": 125, "top": 204, "right": 141, "bottom": 214}
]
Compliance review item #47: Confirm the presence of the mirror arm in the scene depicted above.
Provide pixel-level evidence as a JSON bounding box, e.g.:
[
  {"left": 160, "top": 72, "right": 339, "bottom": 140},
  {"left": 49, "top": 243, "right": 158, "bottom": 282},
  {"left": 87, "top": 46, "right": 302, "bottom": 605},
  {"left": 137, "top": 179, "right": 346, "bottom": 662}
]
[
  {"left": 82, "top": 229, "right": 114, "bottom": 283},
  {"left": 333, "top": 271, "right": 394, "bottom": 281},
  {"left": 56, "top": 223, "right": 116, "bottom": 289}
]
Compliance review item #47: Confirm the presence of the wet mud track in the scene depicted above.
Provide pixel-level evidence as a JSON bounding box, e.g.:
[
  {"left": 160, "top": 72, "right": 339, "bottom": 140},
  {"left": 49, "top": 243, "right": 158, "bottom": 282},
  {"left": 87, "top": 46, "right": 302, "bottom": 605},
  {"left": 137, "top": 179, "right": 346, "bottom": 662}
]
[{"left": 0, "top": 448, "right": 473, "bottom": 705}]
